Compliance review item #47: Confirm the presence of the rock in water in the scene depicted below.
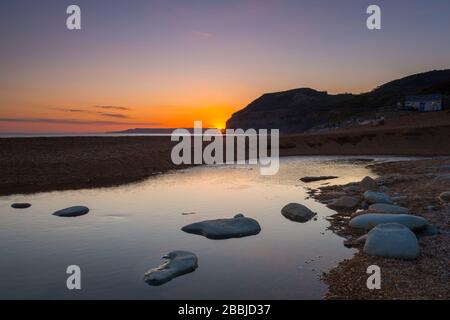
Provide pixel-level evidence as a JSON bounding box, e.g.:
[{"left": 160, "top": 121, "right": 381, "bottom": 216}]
[
  {"left": 360, "top": 176, "right": 378, "bottom": 191},
  {"left": 181, "top": 214, "right": 261, "bottom": 239},
  {"left": 363, "top": 191, "right": 393, "bottom": 204},
  {"left": 11, "top": 203, "right": 31, "bottom": 209},
  {"left": 300, "top": 176, "right": 338, "bottom": 183},
  {"left": 144, "top": 251, "right": 198, "bottom": 286},
  {"left": 439, "top": 192, "right": 450, "bottom": 202},
  {"left": 349, "top": 213, "right": 427, "bottom": 231},
  {"left": 368, "top": 203, "right": 410, "bottom": 214},
  {"left": 281, "top": 203, "right": 317, "bottom": 222},
  {"left": 327, "top": 196, "right": 361, "bottom": 210},
  {"left": 363, "top": 223, "right": 420, "bottom": 260},
  {"left": 53, "top": 206, "right": 89, "bottom": 217}
]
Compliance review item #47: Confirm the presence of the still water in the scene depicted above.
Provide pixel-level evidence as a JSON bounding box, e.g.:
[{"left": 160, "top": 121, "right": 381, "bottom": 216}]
[{"left": 0, "top": 156, "right": 401, "bottom": 299}]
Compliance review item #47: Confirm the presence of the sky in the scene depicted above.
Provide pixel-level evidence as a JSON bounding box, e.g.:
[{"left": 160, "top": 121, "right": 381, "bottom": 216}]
[{"left": 1, "top": 0, "right": 450, "bottom": 133}]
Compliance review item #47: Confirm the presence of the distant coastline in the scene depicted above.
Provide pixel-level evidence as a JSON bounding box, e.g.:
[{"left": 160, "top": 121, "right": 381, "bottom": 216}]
[{"left": 0, "top": 128, "right": 221, "bottom": 138}]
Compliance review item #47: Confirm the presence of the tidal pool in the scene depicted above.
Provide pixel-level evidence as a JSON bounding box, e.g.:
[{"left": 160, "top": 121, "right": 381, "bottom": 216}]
[{"left": 0, "top": 156, "right": 408, "bottom": 299}]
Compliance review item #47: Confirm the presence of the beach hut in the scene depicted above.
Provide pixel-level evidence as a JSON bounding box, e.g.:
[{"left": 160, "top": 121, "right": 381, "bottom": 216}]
[{"left": 404, "top": 94, "right": 443, "bottom": 112}]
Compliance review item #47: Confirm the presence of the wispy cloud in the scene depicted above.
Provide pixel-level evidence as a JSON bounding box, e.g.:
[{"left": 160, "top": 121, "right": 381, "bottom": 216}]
[
  {"left": 94, "top": 105, "right": 131, "bottom": 111},
  {"left": 100, "top": 113, "right": 128, "bottom": 119},
  {"left": 0, "top": 117, "right": 160, "bottom": 126},
  {"left": 191, "top": 30, "right": 213, "bottom": 38},
  {"left": 53, "top": 107, "right": 130, "bottom": 119}
]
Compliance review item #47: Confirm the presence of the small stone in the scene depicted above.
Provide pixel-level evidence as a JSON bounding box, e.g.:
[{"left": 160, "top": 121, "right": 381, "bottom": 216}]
[
  {"left": 439, "top": 192, "right": 450, "bottom": 202},
  {"left": 364, "top": 191, "right": 393, "bottom": 204},
  {"left": 417, "top": 224, "right": 439, "bottom": 236},
  {"left": 360, "top": 176, "right": 378, "bottom": 191},
  {"left": 434, "top": 173, "right": 450, "bottom": 182},
  {"left": 11, "top": 203, "right": 31, "bottom": 209},
  {"left": 368, "top": 203, "right": 410, "bottom": 214},
  {"left": 144, "top": 251, "right": 198, "bottom": 286},
  {"left": 53, "top": 206, "right": 89, "bottom": 217},
  {"left": 281, "top": 203, "right": 317, "bottom": 222},
  {"left": 363, "top": 223, "right": 420, "bottom": 260},
  {"left": 327, "top": 196, "right": 361, "bottom": 210},
  {"left": 182, "top": 214, "right": 261, "bottom": 239},
  {"left": 300, "top": 176, "right": 338, "bottom": 183}
]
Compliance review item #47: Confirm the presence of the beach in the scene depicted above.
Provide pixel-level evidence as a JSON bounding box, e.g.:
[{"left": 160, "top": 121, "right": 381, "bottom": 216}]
[
  {"left": 311, "top": 158, "right": 450, "bottom": 299},
  {"left": 2, "top": 117, "right": 450, "bottom": 196}
]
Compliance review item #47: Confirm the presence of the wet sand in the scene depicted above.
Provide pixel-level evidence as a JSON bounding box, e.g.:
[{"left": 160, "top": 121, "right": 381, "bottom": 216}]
[{"left": 2, "top": 123, "right": 450, "bottom": 196}]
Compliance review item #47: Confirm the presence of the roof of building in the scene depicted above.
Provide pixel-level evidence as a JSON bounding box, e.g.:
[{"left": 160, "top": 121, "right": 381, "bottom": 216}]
[{"left": 405, "top": 94, "right": 443, "bottom": 101}]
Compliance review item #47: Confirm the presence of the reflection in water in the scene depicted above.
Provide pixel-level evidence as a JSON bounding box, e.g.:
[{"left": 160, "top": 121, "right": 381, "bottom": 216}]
[{"left": 0, "top": 156, "right": 403, "bottom": 299}]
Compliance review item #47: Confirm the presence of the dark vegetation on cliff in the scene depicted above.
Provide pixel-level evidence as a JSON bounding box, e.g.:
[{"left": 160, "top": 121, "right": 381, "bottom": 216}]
[{"left": 226, "top": 70, "right": 450, "bottom": 133}]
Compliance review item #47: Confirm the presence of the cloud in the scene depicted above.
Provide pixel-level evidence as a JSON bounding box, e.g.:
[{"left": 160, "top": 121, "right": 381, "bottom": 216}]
[
  {"left": 191, "top": 30, "right": 213, "bottom": 38},
  {"left": 94, "top": 105, "right": 131, "bottom": 111},
  {"left": 99, "top": 113, "right": 128, "bottom": 119},
  {"left": 53, "top": 107, "right": 130, "bottom": 119},
  {"left": 0, "top": 117, "right": 160, "bottom": 126}
]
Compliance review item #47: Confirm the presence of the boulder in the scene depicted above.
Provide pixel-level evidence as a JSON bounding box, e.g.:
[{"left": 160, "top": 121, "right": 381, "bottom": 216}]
[
  {"left": 360, "top": 176, "right": 378, "bottom": 191},
  {"left": 181, "top": 214, "right": 261, "bottom": 239},
  {"left": 327, "top": 196, "right": 361, "bottom": 210},
  {"left": 363, "top": 223, "right": 420, "bottom": 260},
  {"left": 439, "top": 192, "right": 450, "bottom": 202},
  {"left": 281, "top": 203, "right": 317, "bottom": 222},
  {"left": 368, "top": 203, "right": 410, "bottom": 214},
  {"left": 53, "top": 206, "right": 89, "bottom": 217},
  {"left": 11, "top": 203, "right": 31, "bottom": 209},
  {"left": 300, "top": 176, "right": 338, "bottom": 183},
  {"left": 144, "top": 251, "right": 198, "bottom": 286},
  {"left": 363, "top": 191, "right": 393, "bottom": 204},
  {"left": 349, "top": 213, "right": 428, "bottom": 231}
]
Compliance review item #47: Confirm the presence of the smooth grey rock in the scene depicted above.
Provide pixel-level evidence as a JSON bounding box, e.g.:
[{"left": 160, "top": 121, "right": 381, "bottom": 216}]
[
  {"left": 363, "top": 223, "right": 420, "bottom": 260},
  {"left": 144, "top": 251, "right": 198, "bottom": 286},
  {"left": 327, "top": 196, "right": 361, "bottom": 210},
  {"left": 368, "top": 203, "right": 410, "bottom": 214},
  {"left": 300, "top": 176, "right": 338, "bottom": 183},
  {"left": 360, "top": 176, "right": 378, "bottom": 191},
  {"left": 181, "top": 214, "right": 261, "bottom": 239},
  {"left": 364, "top": 191, "right": 393, "bottom": 204},
  {"left": 53, "top": 206, "right": 89, "bottom": 217},
  {"left": 281, "top": 203, "right": 317, "bottom": 222},
  {"left": 11, "top": 203, "right": 31, "bottom": 209},
  {"left": 349, "top": 213, "right": 428, "bottom": 231},
  {"left": 439, "top": 192, "right": 450, "bottom": 202},
  {"left": 379, "top": 185, "right": 390, "bottom": 193}
]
